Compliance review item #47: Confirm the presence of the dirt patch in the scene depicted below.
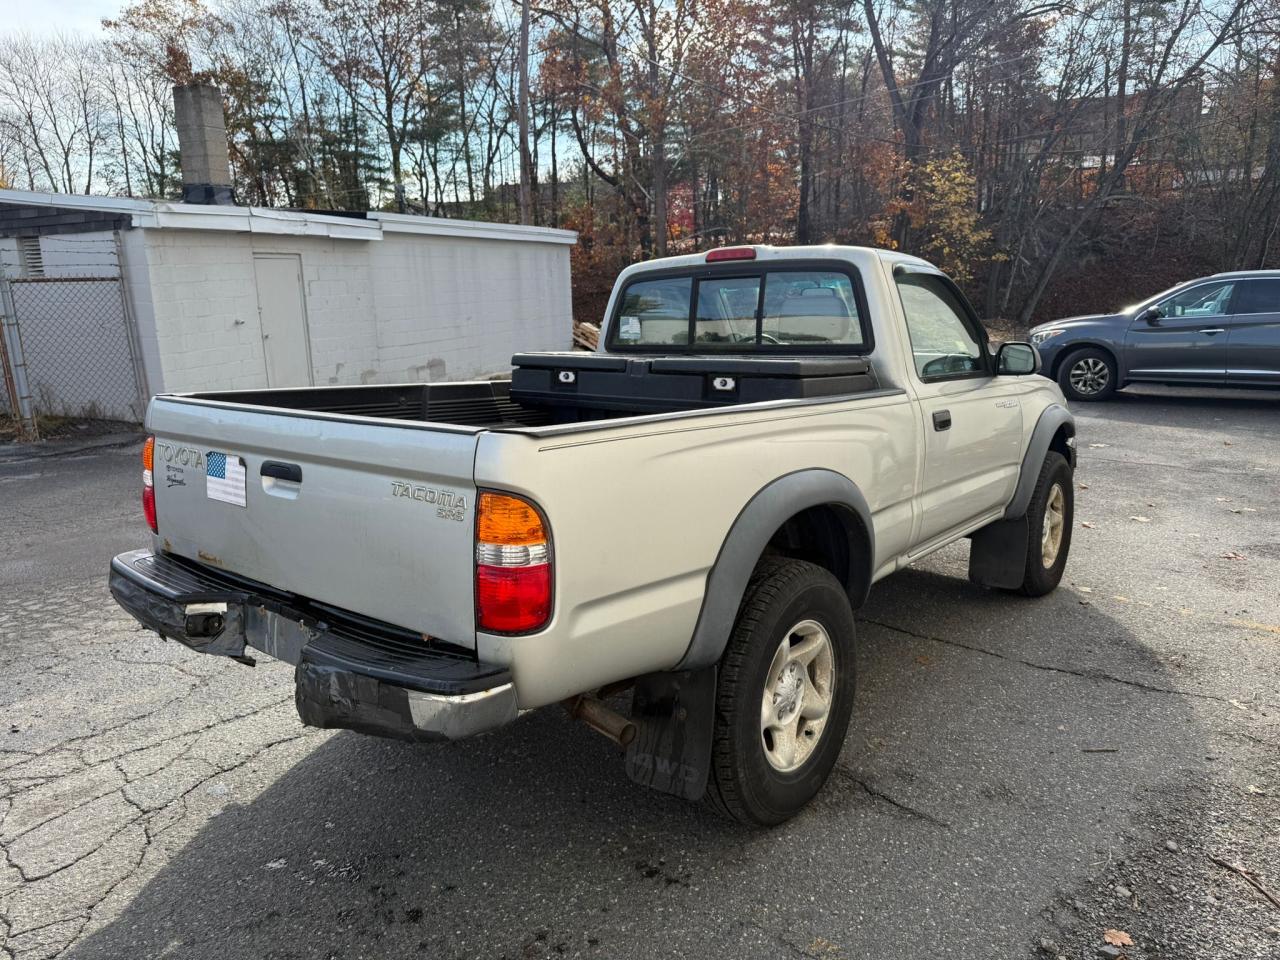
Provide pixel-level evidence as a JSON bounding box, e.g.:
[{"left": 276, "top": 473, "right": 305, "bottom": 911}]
[{"left": 0, "top": 414, "right": 141, "bottom": 444}]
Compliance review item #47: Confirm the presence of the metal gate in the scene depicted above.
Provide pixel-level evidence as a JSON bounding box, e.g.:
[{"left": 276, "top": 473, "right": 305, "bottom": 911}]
[{"left": 1, "top": 232, "right": 146, "bottom": 437}]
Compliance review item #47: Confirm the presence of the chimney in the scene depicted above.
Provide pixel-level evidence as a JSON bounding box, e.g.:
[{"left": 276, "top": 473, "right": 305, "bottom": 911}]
[{"left": 172, "top": 83, "right": 234, "bottom": 205}]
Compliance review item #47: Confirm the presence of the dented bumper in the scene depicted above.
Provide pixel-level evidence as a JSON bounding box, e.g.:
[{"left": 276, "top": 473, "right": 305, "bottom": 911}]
[{"left": 108, "top": 549, "right": 517, "bottom": 742}]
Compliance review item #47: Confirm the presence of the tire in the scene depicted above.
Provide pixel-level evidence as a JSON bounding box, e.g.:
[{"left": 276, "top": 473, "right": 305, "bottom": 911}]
[
  {"left": 705, "top": 557, "right": 856, "bottom": 826},
  {"left": 1057, "top": 347, "right": 1117, "bottom": 401},
  {"left": 1014, "top": 452, "right": 1074, "bottom": 597}
]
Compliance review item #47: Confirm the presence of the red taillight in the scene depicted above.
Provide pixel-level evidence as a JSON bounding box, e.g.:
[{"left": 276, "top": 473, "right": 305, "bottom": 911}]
[
  {"left": 475, "top": 491, "right": 552, "bottom": 634},
  {"left": 142, "top": 436, "right": 157, "bottom": 532},
  {"left": 476, "top": 564, "right": 552, "bottom": 633},
  {"left": 705, "top": 246, "right": 756, "bottom": 262},
  {"left": 142, "top": 486, "right": 157, "bottom": 533}
]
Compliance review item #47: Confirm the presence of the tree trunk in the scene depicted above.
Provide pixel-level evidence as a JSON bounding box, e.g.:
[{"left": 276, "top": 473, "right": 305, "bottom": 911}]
[{"left": 517, "top": 0, "right": 532, "bottom": 225}]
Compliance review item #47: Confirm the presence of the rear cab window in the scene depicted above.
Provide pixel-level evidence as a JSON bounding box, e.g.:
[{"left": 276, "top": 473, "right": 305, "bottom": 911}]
[{"left": 608, "top": 264, "right": 871, "bottom": 353}]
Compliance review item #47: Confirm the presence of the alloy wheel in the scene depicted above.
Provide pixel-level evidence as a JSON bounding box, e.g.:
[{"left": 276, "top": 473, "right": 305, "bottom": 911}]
[
  {"left": 1069, "top": 357, "right": 1110, "bottom": 396},
  {"left": 760, "top": 619, "right": 835, "bottom": 773},
  {"left": 1041, "top": 482, "right": 1066, "bottom": 568}
]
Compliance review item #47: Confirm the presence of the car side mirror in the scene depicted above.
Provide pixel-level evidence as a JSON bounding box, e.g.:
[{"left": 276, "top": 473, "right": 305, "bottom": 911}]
[
  {"left": 996, "top": 341, "right": 1040, "bottom": 376},
  {"left": 1142, "top": 306, "right": 1164, "bottom": 325}
]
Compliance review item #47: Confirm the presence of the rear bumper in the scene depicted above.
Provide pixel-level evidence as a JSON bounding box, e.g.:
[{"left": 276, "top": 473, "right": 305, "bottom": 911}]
[{"left": 108, "top": 549, "right": 517, "bottom": 742}]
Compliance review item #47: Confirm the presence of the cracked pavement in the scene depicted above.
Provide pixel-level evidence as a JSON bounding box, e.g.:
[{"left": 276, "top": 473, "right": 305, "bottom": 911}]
[{"left": 2, "top": 384, "right": 1279, "bottom": 960}]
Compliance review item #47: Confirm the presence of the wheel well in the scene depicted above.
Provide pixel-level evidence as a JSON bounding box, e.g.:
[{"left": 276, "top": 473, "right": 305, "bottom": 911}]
[
  {"left": 762, "top": 504, "right": 872, "bottom": 608},
  {"left": 1052, "top": 342, "right": 1117, "bottom": 379},
  {"left": 1049, "top": 422, "right": 1075, "bottom": 467}
]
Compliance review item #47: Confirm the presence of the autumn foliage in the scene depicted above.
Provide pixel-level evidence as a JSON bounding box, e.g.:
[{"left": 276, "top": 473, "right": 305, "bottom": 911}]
[{"left": 0, "top": 0, "right": 1278, "bottom": 326}]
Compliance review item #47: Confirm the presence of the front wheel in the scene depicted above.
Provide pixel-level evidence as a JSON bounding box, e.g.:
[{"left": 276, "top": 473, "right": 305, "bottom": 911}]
[
  {"left": 705, "top": 558, "right": 856, "bottom": 826},
  {"left": 1014, "top": 451, "right": 1074, "bottom": 597},
  {"left": 1057, "top": 347, "right": 1117, "bottom": 401}
]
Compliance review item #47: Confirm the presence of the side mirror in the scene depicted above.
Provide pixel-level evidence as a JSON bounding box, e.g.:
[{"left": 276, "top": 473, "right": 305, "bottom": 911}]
[
  {"left": 1141, "top": 305, "right": 1164, "bottom": 325},
  {"left": 996, "top": 341, "right": 1040, "bottom": 376}
]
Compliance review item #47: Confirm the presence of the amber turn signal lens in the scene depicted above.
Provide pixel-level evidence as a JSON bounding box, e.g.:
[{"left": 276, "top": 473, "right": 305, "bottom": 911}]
[
  {"left": 142, "top": 435, "right": 155, "bottom": 472},
  {"left": 477, "top": 492, "right": 546, "bottom": 546}
]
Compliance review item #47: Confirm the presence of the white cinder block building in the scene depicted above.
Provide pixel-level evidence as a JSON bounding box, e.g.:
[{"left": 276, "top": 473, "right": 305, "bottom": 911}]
[{"left": 0, "top": 189, "right": 576, "bottom": 421}]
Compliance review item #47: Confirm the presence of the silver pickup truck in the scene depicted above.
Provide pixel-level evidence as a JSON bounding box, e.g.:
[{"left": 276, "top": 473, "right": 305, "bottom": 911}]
[{"left": 110, "top": 245, "right": 1076, "bottom": 824}]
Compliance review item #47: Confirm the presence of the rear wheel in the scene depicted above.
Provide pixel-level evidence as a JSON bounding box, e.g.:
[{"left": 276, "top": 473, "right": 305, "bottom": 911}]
[
  {"left": 1014, "top": 452, "right": 1074, "bottom": 597},
  {"left": 1057, "top": 347, "right": 1117, "bottom": 401},
  {"left": 705, "top": 558, "right": 856, "bottom": 826}
]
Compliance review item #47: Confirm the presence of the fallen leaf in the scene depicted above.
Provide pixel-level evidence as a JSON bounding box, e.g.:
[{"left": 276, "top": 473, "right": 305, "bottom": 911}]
[
  {"left": 914, "top": 654, "right": 934, "bottom": 667},
  {"left": 1079, "top": 483, "right": 1090, "bottom": 489},
  {"left": 1104, "top": 930, "right": 1135, "bottom": 947},
  {"left": 1130, "top": 516, "right": 1151, "bottom": 523},
  {"left": 1081, "top": 521, "right": 1095, "bottom": 529},
  {"left": 1224, "top": 440, "right": 1233, "bottom": 446},
  {"left": 1228, "top": 699, "right": 1249, "bottom": 711},
  {"left": 1230, "top": 618, "right": 1280, "bottom": 636},
  {"left": 1221, "top": 551, "right": 1247, "bottom": 561},
  {"left": 1089, "top": 443, "right": 1110, "bottom": 448},
  {"left": 1247, "top": 784, "right": 1268, "bottom": 796},
  {"left": 1230, "top": 507, "right": 1257, "bottom": 514},
  {"left": 1216, "top": 497, "right": 1231, "bottom": 502},
  {"left": 1078, "top": 586, "right": 1093, "bottom": 593}
]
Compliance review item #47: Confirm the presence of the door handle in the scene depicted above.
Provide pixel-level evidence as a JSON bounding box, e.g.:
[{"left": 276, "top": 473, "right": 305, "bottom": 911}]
[
  {"left": 260, "top": 461, "right": 302, "bottom": 483},
  {"left": 932, "top": 410, "right": 952, "bottom": 431},
  {"left": 1199, "top": 327, "right": 1225, "bottom": 335}
]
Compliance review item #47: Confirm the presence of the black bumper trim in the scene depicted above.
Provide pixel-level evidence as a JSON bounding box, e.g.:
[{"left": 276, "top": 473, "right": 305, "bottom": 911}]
[{"left": 109, "top": 549, "right": 510, "bottom": 697}]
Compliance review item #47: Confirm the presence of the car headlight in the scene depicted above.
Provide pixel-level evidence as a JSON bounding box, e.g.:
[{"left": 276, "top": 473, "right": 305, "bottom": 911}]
[{"left": 1030, "top": 329, "right": 1064, "bottom": 345}]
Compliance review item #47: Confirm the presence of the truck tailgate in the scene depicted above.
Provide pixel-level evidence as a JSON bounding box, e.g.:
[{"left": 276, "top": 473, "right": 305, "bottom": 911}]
[{"left": 147, "top": 398, "right": 479, "bottom": 648}]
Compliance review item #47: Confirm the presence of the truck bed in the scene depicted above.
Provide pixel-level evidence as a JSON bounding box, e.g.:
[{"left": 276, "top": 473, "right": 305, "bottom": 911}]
[
  {"left": 187, "top": 353, "right": 879, "bottom": 428},
  {"left": 149, "top": 353, "right": 882, "bottom": 644},
  {"left": 193, "top": 380, "right": 555, "bottom": 428}
]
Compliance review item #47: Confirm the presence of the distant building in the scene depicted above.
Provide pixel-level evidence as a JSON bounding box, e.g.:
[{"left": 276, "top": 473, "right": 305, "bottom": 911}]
[
  {"left": 0, "top": 190, "right": 575, "bottom": 422},
  {"left": 0, "top": 82, "right": 576, "bottom": 424}
]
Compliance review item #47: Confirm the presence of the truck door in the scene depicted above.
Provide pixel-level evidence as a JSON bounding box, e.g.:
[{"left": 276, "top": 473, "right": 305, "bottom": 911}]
[{"left": 894, "top": 271, "right": 1023, "bottom": 546}]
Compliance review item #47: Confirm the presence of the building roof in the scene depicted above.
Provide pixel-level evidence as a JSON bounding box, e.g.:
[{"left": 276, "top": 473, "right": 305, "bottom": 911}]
[{"left": 0, "top": 188, "right": 578, "bottom": 246}]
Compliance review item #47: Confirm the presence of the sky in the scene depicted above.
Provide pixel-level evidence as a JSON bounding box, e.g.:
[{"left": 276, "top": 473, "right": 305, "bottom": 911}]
[{"left": 3, "top": 0, "right": 116, "bottom": 35}]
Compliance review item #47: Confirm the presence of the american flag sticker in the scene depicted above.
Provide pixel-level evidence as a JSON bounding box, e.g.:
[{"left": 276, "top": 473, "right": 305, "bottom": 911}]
[{"left": 206, "top": 451, "right": 247, "bottom": 507}]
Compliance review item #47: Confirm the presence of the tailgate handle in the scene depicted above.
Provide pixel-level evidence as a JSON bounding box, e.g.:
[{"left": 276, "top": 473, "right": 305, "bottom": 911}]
[{"left": 261, "top": 461, "right": 302, "bottom": 483}]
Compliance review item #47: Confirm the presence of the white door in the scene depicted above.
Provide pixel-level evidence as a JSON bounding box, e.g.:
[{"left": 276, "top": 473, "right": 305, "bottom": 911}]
[
  {"left": 253, "top": 254, "right": 313, "bottom": 387},
  {"left": 895, "top": 271, "right": 1024, "bottom": 546}
]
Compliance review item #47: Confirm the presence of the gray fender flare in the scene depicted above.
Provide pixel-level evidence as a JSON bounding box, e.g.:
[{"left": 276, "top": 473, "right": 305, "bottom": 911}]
[
  {"left": 1004, "top": 403, "right": 1075, "bottom": 520},
  {"left": 676, "top": 469, "right": 874, "bottom": 671}
]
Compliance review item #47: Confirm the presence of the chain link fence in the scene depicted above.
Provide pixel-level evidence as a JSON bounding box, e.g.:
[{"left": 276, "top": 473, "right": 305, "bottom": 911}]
[{"left": 1, "top": 232, "right": 146, "bottom": 436}]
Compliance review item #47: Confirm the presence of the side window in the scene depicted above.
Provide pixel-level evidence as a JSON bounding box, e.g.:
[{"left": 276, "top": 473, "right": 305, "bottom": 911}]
[
  {"left": 1230, "top": 278, "right": 1280, "bottom": 315},
  {"left": 895, "top": 274, "right": 985, "bottom": 380},
  {"left": 613, "top": 277, "right": 692, "bottom": 346},
  {"left": 1160, "top": 281, "right": 1234, "bottom": 318}
]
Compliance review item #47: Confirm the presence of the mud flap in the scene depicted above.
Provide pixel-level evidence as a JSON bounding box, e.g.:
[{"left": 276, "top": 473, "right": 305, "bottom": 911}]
[
  {"left": 968, "top": 515, "right": 1030, "bottom": 590},
  {"left": 625, "top": 666, "right": 716, "bottom": 800}
]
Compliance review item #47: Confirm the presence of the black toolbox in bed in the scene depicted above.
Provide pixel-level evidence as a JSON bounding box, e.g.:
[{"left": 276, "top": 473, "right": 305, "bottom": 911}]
[{"left": 510, "top": 352, "right": 877, "bottom": 415}]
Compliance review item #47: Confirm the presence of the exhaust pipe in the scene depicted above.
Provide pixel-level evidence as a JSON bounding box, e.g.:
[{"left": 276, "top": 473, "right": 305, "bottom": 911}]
[{"left": 565, "top": 695, "right": 637, "bottom": 749}]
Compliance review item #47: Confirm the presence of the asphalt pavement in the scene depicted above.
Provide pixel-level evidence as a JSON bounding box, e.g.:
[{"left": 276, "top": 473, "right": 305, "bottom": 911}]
[{"left": 1, "top": 384, "right": 1278, "bottom": 960}]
